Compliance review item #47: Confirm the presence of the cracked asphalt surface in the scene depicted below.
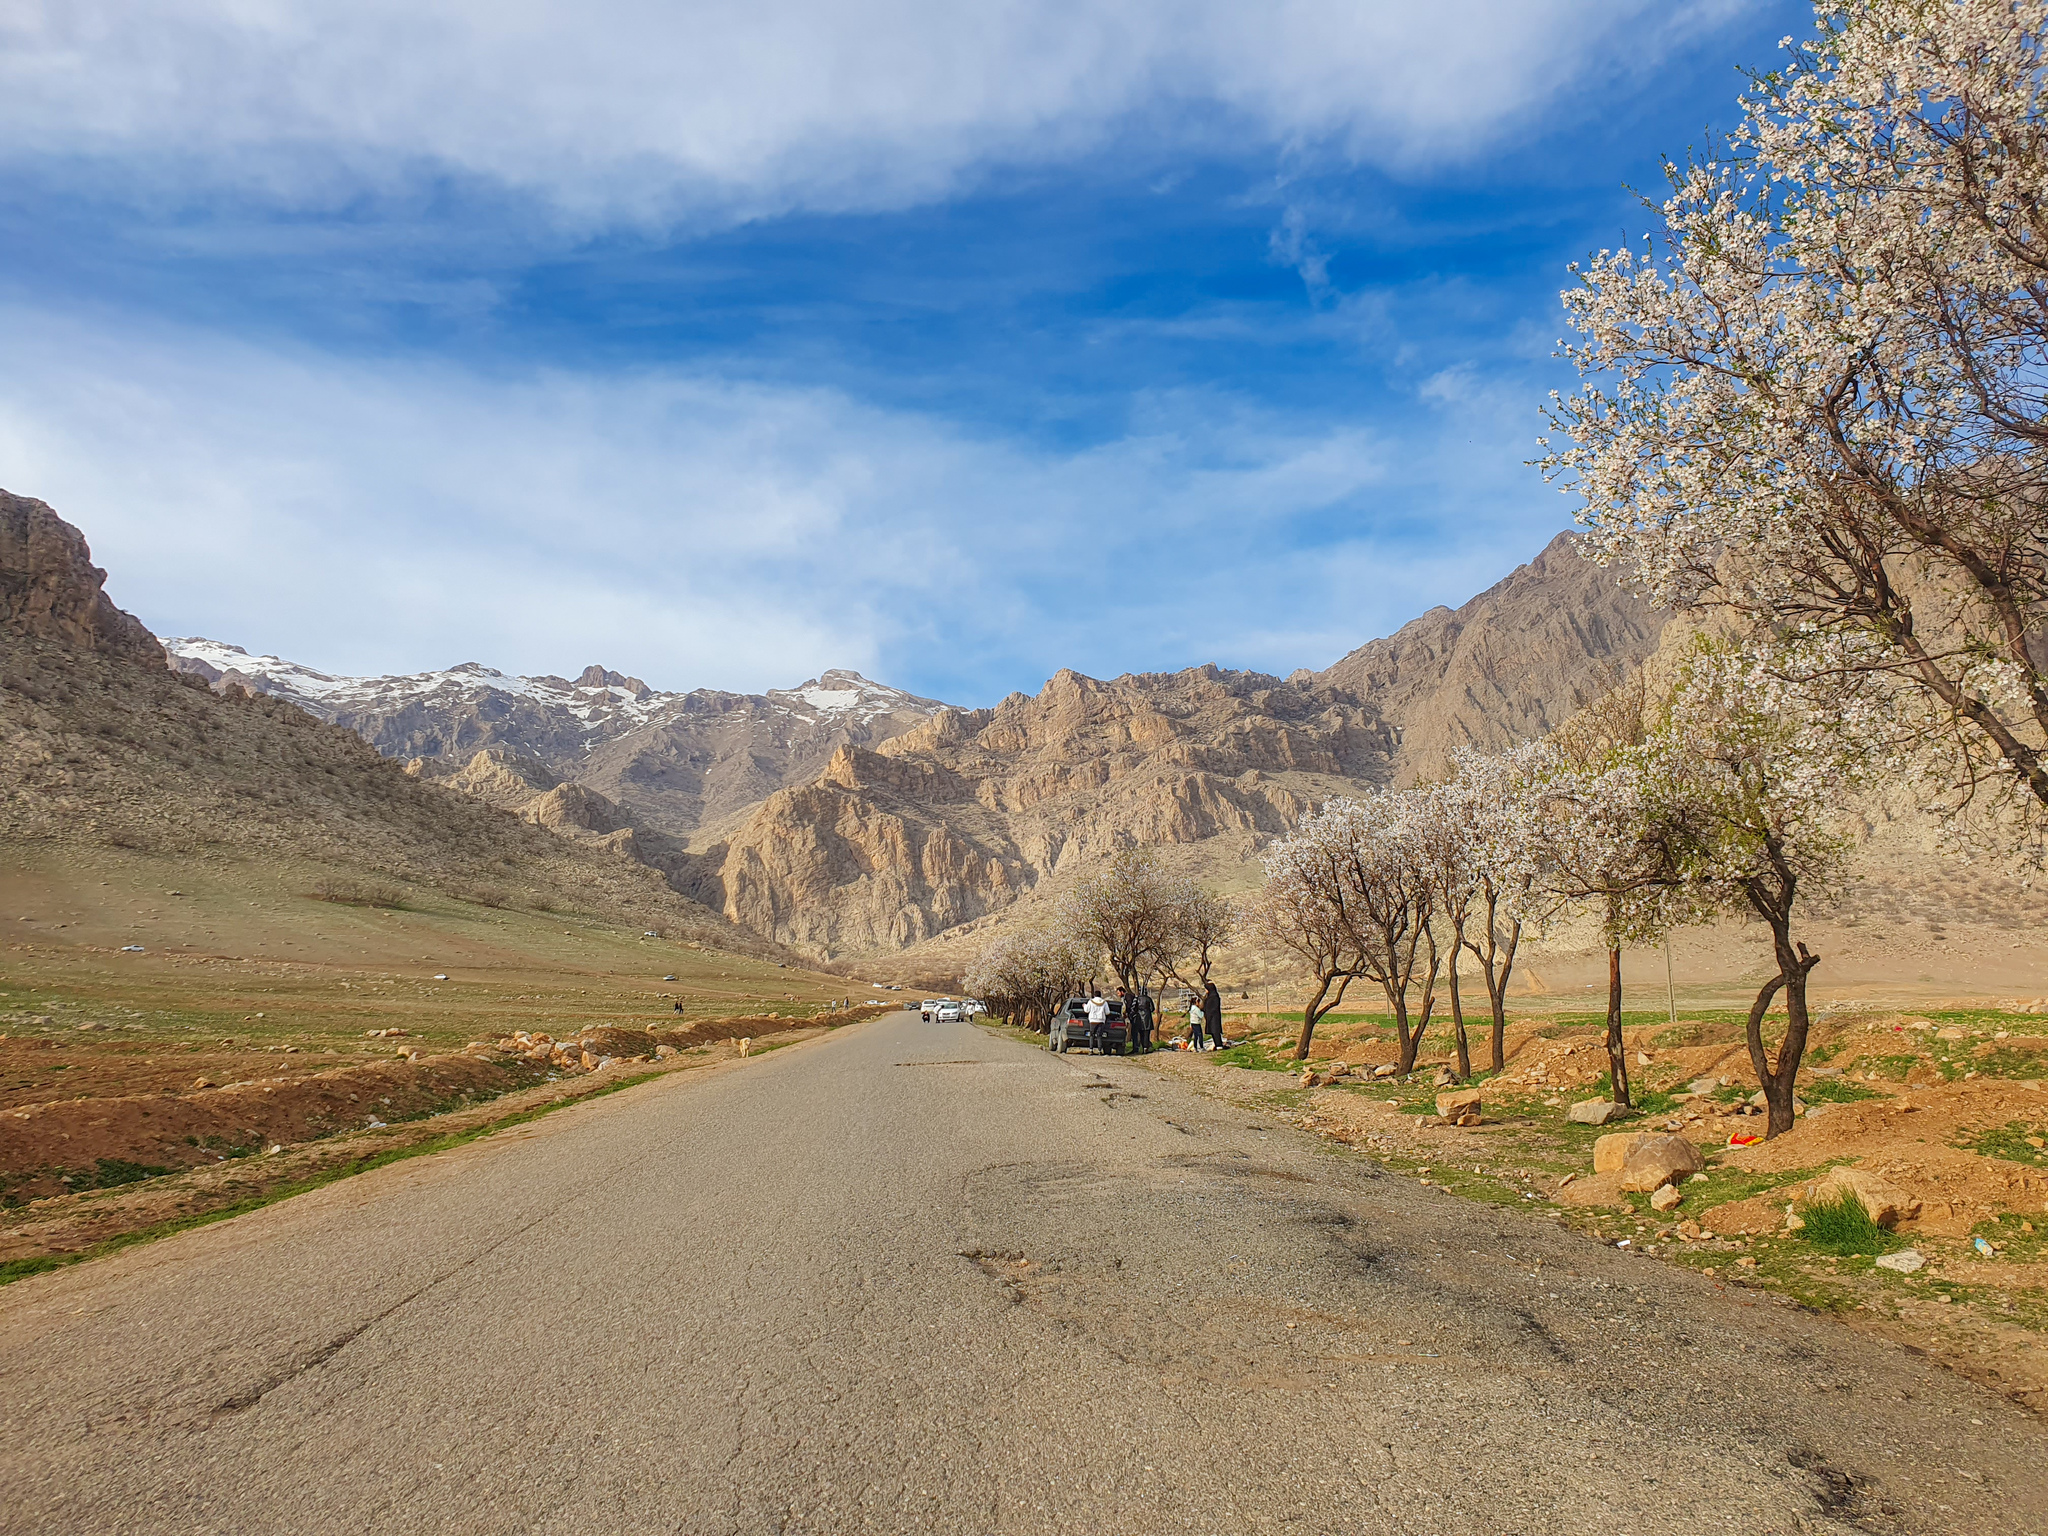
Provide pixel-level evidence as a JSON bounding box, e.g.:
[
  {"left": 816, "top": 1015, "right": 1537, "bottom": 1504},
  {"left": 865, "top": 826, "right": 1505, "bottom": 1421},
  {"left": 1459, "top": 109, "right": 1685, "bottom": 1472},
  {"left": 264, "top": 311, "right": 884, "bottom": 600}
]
[{"left": 2, "top": 1013, "right": 2043, "bottom": 1534}]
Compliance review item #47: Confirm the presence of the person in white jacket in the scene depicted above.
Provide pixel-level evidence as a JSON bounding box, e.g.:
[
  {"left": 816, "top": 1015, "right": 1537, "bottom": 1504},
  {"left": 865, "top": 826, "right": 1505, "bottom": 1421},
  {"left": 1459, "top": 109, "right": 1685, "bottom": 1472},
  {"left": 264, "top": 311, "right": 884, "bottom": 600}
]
[
  {"left": 1186, "top": 994, "right": 1205, "bottom": 1050},
  {"left": 1085, "top": 991, "right": 1110, "bottom": 1054}
]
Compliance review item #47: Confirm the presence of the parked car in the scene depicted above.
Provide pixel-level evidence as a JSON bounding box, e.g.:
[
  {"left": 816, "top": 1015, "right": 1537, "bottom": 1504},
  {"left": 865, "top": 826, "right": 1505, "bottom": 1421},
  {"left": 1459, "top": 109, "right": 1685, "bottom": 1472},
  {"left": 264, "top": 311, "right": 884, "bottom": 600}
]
[
  {"left": 920, "top": 999, "right": 941, "bottom": 1020},
  {"left": 935, "top": 1001, "right": 963, "bottom": 1023},
  {"left": 1048, "top": 997, "right": 1126, "bottom": 1055}
]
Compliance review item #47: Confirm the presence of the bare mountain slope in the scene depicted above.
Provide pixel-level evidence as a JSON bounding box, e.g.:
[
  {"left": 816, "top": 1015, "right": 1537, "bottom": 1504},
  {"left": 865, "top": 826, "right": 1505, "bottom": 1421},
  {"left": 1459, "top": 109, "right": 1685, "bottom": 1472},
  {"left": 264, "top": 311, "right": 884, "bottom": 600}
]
[
  {"left": 0, "top": 493, "right": 784, "bottom": 958},
  {"left": 1311, "top": 530, "right": 1667, "bottom": 781}
]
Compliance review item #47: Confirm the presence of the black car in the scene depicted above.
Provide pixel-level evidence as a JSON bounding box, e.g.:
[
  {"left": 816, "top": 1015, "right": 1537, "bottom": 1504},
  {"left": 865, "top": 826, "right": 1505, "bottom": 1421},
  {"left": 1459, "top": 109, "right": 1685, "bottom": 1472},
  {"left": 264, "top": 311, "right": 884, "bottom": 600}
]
[{"left": 1048, "top": 997, "right": 1127, "bottom": 1055}]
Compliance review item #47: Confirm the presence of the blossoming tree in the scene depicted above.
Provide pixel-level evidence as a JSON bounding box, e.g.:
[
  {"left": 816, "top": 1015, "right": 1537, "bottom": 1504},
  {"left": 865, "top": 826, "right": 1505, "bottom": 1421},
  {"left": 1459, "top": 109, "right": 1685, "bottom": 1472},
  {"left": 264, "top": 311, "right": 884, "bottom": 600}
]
[
  {"left": 1543, "top": 0, "right": 2048, "bottom": 848},
  {"left": 1654, "top": 643, "right": 1868, "bottom": 1136}
]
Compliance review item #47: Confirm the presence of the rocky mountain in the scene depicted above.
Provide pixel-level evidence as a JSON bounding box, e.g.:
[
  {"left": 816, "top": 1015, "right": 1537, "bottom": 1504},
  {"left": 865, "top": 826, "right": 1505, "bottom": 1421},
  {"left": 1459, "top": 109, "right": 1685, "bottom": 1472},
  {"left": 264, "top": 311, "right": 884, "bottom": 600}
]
[
  {"left": 2, "top": 491, "right": 161, "bottom": 664},
  {"left": 0, "top": 491, "right": 787, "bottom": 959},
  {"left": 714, "top": 666, "right": 1393, "bottom": 953},
  {"left": 162, "top": 640, "right": 944, "bottom": 843},
  {"left": 156, "top": 526, "right": 1665, "bottom": 960},
  {"left": 1310, "top": 529, "right": 1667, "bottom": 781}
]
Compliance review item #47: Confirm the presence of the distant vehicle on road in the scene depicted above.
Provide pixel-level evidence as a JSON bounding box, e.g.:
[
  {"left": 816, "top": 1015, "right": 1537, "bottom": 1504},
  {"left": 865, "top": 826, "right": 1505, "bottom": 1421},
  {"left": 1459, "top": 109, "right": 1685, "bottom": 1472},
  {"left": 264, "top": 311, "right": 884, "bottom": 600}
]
[
  {"left": 1049, "top": 996, "right": 1126, "bottom": 1055},
  {"left": 904, "top": 998, "right": 920, "bottom": 1011},
  {"left": 935, "top": 1002, "right": 962, "bottom": 1023}
]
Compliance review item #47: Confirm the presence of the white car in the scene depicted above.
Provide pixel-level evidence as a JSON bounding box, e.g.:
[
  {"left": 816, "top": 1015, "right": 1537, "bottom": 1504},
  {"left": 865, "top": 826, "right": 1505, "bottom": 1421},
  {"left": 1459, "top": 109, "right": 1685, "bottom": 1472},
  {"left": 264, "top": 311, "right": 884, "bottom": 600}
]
[
  {"left": 920, "top": 999, "right": 941, "bottom": 1019},
  {"left": 935, "top": 1002, "right": 963, "bottom": 1023}
]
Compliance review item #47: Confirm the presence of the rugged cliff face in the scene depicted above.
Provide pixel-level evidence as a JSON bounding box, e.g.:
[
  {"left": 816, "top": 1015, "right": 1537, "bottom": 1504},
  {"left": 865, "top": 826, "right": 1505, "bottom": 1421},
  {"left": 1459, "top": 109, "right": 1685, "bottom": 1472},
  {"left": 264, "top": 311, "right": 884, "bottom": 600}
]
[
  {"left": 715, "top": 666, "right": 1392, "bottom": 954},
  {"left": 1312, "top": 530, "right": 1667, "bottom": 781},
  {"left": 0, "top": 491, "right": 161, "bottom": 664}
]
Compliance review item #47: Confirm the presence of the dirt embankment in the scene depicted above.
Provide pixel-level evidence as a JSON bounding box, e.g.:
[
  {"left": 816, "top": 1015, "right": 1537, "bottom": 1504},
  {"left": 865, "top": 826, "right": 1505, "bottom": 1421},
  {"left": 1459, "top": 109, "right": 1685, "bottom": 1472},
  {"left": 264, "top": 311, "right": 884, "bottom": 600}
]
[
  {"left": 1, "top": 1004, "right": 895, "bottom": 1205},
  {"left": 1140, "top": 1004, "right": 2048, "bottom": 1414}
]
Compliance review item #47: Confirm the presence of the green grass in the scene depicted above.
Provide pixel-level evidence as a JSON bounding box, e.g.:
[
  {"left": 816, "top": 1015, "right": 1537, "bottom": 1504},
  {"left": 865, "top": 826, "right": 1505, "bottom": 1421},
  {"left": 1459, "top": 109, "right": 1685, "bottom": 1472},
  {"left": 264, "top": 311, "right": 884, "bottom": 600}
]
[
  {"left": 1795, "top": 1192, "right": 1904, "bottom": 1256},
  {"left": 0, "top": 1068, "right": 668, "bottom": 1287},
  {"left": 1675, "top": 1161, "right": 1825, "bottom": 1217},
  {"left": 1212, "top": 1036, "right": 1301, "bottom": 1072},
  {"left": 1797, "top": 1074, "right": 1882, "bottom": 1104},
  {"left": 1962, "top": 1119, "right": 2048, "bottom": 1167},
  {"left": 1968, "top": 1042, "right": 2048, "bottom": 1079}
]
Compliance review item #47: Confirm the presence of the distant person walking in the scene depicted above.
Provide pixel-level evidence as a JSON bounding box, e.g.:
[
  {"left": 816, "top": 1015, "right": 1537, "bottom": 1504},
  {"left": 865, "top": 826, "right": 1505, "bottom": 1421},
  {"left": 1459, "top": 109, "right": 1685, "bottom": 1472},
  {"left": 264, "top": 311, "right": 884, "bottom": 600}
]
[
  {"left": 1186, "top": 993, "right": 1205, "bottom": 1050},
  {"left": 1203, "top": 981, "right": 1224, "bottom": 1051},
  {"left": 1133, "top": 985, "right": 1154, "bottom": 1052}
]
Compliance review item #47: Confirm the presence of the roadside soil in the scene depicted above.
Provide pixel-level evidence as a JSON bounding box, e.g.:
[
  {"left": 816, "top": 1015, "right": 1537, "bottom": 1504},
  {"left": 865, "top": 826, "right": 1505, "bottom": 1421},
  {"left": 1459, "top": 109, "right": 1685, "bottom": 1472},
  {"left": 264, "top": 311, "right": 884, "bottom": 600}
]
[
  {"left": 0, "top": 1007, "right": 891, "bottom": 1273},
  {"left": 1101, "top": 1003, "right": 2048, "bottom": 1416}
]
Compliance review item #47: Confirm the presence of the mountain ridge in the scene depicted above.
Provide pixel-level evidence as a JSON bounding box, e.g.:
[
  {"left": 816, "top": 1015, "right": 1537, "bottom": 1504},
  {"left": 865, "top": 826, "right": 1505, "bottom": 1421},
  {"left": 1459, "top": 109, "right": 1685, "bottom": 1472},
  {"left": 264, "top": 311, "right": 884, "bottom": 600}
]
[{"left": 153, "top": 521, "right": 1666, "bottom": 958}]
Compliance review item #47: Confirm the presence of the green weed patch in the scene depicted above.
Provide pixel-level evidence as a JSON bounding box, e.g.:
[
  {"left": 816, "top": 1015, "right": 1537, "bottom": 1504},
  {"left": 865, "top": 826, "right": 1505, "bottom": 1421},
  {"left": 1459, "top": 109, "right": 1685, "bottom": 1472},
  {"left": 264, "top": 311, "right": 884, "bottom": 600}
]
[
  {"left": 1963, "top": 1119, "right": 2048, "bottom": 1168},
  {"left": 1795, "top": 1192, "right": 1904, "bottom": 1256}
]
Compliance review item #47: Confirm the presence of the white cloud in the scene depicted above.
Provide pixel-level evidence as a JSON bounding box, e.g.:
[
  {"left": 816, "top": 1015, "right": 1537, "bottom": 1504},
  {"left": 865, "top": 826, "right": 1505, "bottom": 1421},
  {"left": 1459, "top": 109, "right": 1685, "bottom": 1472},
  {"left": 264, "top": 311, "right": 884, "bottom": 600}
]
[
  {"left": 0, "top": 0, "right": 1756, "bottom": 223},
  {"left": 0, "top": 305, "right": 1534, "bottom": 697}
]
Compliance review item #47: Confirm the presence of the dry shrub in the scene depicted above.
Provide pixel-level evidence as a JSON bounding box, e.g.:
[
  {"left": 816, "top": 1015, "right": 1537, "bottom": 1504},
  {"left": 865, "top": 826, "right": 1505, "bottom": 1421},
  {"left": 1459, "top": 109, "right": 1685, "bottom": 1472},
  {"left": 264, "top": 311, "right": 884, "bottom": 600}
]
[{"left": 309, "top": 876, "right": 408, "bottom": 909}]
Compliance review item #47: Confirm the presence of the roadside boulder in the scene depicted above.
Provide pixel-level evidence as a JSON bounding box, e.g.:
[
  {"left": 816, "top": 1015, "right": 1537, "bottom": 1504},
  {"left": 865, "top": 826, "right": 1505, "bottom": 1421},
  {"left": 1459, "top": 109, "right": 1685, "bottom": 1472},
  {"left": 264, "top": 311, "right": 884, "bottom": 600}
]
[
  {"left": 1569, "top": 1099, "right": 1624, "bottom": 1126},
  {"left": 1592, "top": 1131, "right": 1646, "bottom": 1173},
  {"left": 1803, "top": 1165, "right": 1921, "bottom": 1228},
  {"left": 1649, "top": 1183, "right": 1683, "bottom": 1212},
  {"left": 1874, "top": 1249, "right": 1926, "bottom": 1273},
  {"left": 1619, "top": 1134, "right": 1706, "bottom": 1192},
  {"left": 1435, "top": 1087, "right": 1483, "bottom": 1121}
]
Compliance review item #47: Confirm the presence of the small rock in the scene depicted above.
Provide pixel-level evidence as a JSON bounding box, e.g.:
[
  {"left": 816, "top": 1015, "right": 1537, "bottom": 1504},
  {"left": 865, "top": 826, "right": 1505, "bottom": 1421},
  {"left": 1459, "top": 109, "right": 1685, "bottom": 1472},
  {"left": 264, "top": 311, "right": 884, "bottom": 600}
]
[
  {"left": 1636, "top": 1051, "right": 1652, "bottom": 1066},
  {"left": 1300, "top": 1067, "right": 1317, "bottom": 1087},
  {"left": 1873, "top": 1250, "right": 1925, "bottom": 1273},
  {"left": 1688, "top": 1076, "right": 1719, "bottom": 1096},
  {"left": 1935, "top": 1025, "right": 1966, "bottom": 1041},
  {"left": 1372, "top": 1063, "right": 1399, "bottom": 1079},
  {"left": 1736, "top": 1255, "right": 1757, "bottom": 1268},
  {"left": 1649, "top": 1183, "right": 1683, "bottom": 1212},
  {"left": 1328, "top": 1061, "right": 1350, "bottom": 1078},
  {"left": 1568, "top": 1099, "right": 1624, "bottom": 1125},
  {"left": 1676, "top": 1219, "right": 1701, "bottom": 1240}
]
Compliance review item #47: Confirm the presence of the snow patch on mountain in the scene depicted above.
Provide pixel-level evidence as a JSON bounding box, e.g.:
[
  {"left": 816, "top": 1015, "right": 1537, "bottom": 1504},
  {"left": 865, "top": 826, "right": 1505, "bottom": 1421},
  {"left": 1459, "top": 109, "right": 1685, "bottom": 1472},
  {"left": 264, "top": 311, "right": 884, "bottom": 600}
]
[{"left": 160, "top": 640, "right": 943, "bottom": 740}]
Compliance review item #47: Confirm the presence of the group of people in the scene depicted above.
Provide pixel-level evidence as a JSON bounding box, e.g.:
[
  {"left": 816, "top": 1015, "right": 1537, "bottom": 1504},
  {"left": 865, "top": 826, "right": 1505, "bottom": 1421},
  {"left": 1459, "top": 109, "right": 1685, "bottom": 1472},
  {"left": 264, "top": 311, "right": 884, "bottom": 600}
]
[{"left": 1079, "top": 980, "right": 1225, "bottom": 1053}]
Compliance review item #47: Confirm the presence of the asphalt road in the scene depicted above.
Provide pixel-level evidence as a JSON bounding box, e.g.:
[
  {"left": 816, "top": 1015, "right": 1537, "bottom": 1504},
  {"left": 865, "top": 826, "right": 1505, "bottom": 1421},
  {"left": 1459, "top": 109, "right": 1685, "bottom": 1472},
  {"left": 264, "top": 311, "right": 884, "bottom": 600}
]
[{"left": 2, "top": 1013, "right": 2042, "bottom": 1535}]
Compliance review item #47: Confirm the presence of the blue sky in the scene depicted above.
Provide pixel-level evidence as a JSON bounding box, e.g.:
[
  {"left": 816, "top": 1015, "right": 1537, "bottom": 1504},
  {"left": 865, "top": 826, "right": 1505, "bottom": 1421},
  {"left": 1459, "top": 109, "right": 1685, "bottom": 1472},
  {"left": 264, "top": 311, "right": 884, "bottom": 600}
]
[{"left": 0, "top": 0, "right": 1807, "bottom": 704}]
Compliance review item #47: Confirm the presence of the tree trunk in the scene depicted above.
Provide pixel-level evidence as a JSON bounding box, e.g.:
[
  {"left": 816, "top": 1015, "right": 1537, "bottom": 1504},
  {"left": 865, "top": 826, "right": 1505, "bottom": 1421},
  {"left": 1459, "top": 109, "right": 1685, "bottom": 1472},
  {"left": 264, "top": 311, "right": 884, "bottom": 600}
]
[
  {"left": 1395, "top": 933, "right": 1441, "bottom": 1075},
  {"left": 1295, "top": 972, "right": 1351, "bottom": 1060},
  {"left": 1466, "top": 893, "right": 1520, "bottom": 1073},
  {"left": 1491, "top": 919, "right": 1520, "bottom": 1073},
  {"left": 1747, "top": 939, "right": 1820, "bottom": 1139},
  {"left": 1388, "top": 982, "right": 1415, "bottom": 1073},
  {"left": 1605, "top": 944, "right": 1632, "bottom": 1107},
  {"left": 1448, "top": 944, "right": 1470, "bottom": 1081}
]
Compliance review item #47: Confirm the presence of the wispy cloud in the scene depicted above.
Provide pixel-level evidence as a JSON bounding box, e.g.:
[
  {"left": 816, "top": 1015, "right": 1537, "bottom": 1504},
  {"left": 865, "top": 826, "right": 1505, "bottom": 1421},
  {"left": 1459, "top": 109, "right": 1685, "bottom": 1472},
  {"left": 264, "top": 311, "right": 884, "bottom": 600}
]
[
  {"left": 1, "top": 0, "right": 1758, "bottom": 226},
  {"left": 0, "top": 305, "right": 1560, "bottom": 700}
]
